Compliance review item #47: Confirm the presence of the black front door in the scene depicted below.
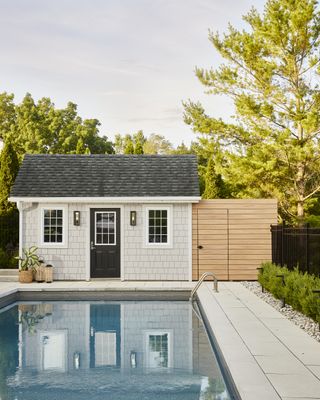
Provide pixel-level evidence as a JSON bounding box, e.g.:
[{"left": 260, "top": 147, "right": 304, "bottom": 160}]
[{"left": 90, "top": 208, "right": 120, "bottom": 278}]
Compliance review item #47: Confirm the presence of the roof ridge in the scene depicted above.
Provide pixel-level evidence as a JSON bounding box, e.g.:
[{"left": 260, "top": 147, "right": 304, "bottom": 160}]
[{"left": 24, "top": 153, "right": 196, "bottom": 157}]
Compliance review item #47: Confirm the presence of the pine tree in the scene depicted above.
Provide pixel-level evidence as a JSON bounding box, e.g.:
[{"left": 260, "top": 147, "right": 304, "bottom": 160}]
[
  {"left": 172, "top": 142, "right": 191, "bottom": 154},
  {"left": 133, "top": 130, "right": 145, "bottom": 154},
  {"left": 202, "top": 157, "right": 227, "bottom": 199},
  {"left": 123, "top": 135, "right": 135, "bottom": 154},
  {"left": 114, "top": 134, "right": 124, "bottom": 154},
  {"left": 184, "top": 0, "right": 320, "bottom": 221},
  {"left": 0, "top": 140, "right": 19, "bottom": 213}
]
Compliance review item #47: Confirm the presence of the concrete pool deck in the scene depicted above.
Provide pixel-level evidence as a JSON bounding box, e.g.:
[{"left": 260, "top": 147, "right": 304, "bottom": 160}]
[{"left": 0, "top": 280, "right": 319, "bottom": 400}]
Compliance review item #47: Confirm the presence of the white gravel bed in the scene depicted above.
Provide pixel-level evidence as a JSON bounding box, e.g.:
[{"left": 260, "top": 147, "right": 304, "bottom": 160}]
[{"left": 241, "top": 281, "right": 320, "bottom": 343}]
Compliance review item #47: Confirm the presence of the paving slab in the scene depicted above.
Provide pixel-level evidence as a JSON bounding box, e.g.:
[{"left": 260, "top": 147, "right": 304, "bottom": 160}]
[
  {"left": 255, "top": 354, "right": 309, "bottom": 374},
  {"left": 283, "top": 398, "right": 320, "bottom": 400},
  {"left": 197, "top": 284, "right": 281, "bottom": 400},
  {"left": 197, "top": 282, "right": 320, "bottom": 400},
  {"left": 267, "top": 373, "right": 320, "bottom": 398},
  {"left": 309, "top": 365, "right": 320, "bottom": 380}
]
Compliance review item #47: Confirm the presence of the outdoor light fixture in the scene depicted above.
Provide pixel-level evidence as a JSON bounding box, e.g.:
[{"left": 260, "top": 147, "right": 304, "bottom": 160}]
[
  {"left": 73, "top": 211, "right": 80, "bottom": 226},
  {"left": 130, "top": 211, "right": 137, "bottom": 226},
  {"left": 130, "top": 351, "right": 137, "bottom": 368}
]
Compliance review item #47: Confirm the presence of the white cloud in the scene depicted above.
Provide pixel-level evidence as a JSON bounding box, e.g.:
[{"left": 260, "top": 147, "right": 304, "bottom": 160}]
[{"left": 0, "top": 0, "right": 265, "bottom": 145}]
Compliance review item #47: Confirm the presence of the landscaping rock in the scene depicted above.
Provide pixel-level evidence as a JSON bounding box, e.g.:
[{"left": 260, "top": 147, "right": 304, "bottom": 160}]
[{"left": 241, "top": 281, "right": 320, "bottom": 343}]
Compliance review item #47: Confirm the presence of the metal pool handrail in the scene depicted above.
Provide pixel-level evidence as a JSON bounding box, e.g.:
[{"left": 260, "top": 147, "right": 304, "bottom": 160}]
[{"left": 189, "top": 272, "right": 218, "bottom": 301}]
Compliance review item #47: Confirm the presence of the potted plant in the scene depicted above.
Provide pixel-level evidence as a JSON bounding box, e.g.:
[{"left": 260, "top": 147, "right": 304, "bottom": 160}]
[{"left": 16, "top": 246, "right": 40, "bottom": 283}]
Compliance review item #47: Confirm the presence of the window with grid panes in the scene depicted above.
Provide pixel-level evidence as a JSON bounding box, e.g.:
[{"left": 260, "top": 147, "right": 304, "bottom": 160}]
[
  {"left": 148, "top": 209, "right": 168, "bottom": 243},
  {"left": 95, "top": 212, "right": 116, "bottom": 245},
  {"left": 43, "top": 209, "right": 63, "bottom": 243}
]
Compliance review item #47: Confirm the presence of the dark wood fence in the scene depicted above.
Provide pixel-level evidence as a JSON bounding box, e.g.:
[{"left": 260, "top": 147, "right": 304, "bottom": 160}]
[{"left": 271, "top": 224, "right": 320, "bottom": 277}]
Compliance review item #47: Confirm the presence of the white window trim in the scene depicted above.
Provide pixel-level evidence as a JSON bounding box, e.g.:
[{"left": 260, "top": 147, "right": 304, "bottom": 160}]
[
  {"left": 144, "top": 205, "right": 173, "bottom": 248},
  {"left": 39, "top": 205, "right": 68, "bottom": 248},
  {"left": 144, "top": 330, "right": 173, "bottom": 369}
]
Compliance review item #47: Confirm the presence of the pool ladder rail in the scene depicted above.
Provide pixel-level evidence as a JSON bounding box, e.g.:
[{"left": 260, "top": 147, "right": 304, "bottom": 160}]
[{"left": 189, "top": 272, "right": 218, "bottom": 302}]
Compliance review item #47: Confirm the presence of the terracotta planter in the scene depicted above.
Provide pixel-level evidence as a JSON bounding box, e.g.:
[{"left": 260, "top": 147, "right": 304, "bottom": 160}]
[{"left": 19, "top": 270, "right": 33, "bottom": 283}]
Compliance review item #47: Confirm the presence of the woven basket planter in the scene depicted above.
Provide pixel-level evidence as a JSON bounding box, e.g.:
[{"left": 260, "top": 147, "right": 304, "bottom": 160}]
[{"left": 19, "top": 270, "right": 33, "bottom": 284}]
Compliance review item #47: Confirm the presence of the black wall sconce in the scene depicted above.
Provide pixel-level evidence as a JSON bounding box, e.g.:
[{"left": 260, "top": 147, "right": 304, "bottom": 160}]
[
  {"left": 130, "top": 211, "right": 137, "bottom": 226},
  {"left": 74, "top": 211, "right": 81, "bottom": 226}
]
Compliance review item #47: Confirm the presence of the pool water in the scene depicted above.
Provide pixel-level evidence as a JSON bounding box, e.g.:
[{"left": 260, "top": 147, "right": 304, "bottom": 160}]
[{"left": 0, "top": 301, "right": 232, "bottom": 400}]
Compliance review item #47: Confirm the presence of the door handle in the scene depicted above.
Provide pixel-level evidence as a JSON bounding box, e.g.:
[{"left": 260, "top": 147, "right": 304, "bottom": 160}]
[
  {"left": 198, "top": 245, "right": 203, "bottom": 249},
  {"left": 90, "top": 241, "right": 96, "bottom": 250}
]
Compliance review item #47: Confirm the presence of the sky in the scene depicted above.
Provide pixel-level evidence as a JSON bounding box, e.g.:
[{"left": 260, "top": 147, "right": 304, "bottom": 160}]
[{"left": 0, "top": 0, "right": 265, "bottom": 146}]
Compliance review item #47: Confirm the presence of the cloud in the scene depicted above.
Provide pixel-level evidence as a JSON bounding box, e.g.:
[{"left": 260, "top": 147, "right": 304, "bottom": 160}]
[{"left": 0, "top": 0, "right": 265, "bottom": 145}]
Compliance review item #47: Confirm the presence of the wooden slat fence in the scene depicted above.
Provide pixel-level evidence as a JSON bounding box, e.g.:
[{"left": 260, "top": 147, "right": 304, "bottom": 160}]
[{"left": 192, "top": 199, "right": 278, "bottom": 281}]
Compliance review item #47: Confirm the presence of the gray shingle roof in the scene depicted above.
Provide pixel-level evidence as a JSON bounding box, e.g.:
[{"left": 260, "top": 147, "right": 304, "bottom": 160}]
[{"left": 11, "top": 154, "right": 200, "bottom": 198}]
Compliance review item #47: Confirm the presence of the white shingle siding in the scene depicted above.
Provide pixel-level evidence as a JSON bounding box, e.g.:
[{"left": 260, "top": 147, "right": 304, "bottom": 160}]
[
  {"left": 122, "top": 302, "right": 192, "bottom": 369},
  {"left": 22, "top": 302, "right": 192, "bottom": 371},
  {"left": 22, "top": 202, "right": 191, "bottom": 281}
]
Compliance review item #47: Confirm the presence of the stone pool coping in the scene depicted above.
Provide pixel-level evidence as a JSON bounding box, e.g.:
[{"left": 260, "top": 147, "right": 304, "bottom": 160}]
[
  {"left": 197, "top": 282, "right": 320, "bottom": 400},
  {"left": 0, "top": 280, "right": 319, "bottom": 400}
]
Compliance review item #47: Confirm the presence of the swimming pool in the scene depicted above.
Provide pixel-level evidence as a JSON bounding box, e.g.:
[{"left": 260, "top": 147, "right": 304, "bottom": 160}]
[{"left": 0, "top": 300, "right": 235, "bottom": 399}]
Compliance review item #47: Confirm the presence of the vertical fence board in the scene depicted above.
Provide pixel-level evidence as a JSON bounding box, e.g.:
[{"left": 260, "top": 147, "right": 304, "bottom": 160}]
[
  {"left": 271, "top": 225, "right": 320, "bottom": 277},
  {"left": 192, "top": 199, "right": 278, "bottom": 281}
]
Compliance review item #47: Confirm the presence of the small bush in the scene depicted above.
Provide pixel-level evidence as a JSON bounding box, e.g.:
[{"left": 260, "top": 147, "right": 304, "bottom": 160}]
[
  {"left": 0, "top": 247, "right": 18, "bottom": 269},
  {"left": 258, "top": 262, "right": 320, "bottom": 322}
]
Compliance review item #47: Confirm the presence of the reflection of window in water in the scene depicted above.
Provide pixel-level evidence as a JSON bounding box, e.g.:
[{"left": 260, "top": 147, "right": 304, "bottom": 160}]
[{"left": 146, "top": 332, "right": 171, "bottom": 368}]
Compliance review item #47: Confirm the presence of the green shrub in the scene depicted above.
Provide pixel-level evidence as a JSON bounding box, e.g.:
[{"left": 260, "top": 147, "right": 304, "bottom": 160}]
[
  {"left": 258, "top": 262, "right": 320, "bottom": 322},
  {"left": 0, "top": 247, "right": 18, "bottom": 269}
]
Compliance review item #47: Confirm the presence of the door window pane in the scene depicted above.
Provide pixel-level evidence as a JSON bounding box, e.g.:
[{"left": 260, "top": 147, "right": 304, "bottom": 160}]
[{"left": 95, "top": 212, "right": 116, "bottom": 245}]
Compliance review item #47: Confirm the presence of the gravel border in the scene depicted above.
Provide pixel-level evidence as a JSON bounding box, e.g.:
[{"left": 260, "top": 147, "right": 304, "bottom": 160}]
[{"left": 241, "top": 281, "right": 320, "bottom": 343}]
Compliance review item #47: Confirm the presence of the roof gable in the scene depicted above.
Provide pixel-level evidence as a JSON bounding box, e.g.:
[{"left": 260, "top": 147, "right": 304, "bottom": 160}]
[{"left": 10, "top": 154, "right": 200, "bottom": 199}]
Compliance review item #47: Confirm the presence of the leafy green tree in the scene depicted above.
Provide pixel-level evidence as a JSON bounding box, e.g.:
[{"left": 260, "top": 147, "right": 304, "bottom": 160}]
[
  {"left": 143, "top": 133, "right": 173, "bottom": 154},
  {"left": 76, "top": 138, "right": 86, "bottom": 154},
  {"left": 123, "top": 134, "right": 135, "bottom": 154},
  {"left": 184, "top": 0, "right": 320, "bottom": 222},
  {"left": 0, "top": 93, "right": 113, "bottom": 157},
  {"left": 133, "top": 130, "right": 145, "bottom": 154},
  {"left": 114, "top": 134, "right": 124, "bottom": 154},
  {"left": 0, "top": 140, "right": 19, "bottom": 213},
  {"left": 0, "top": 93, "right": 16, "bottom": 139},
  {"left": 171, "top": 141, "right": 191, "bottom": 154}
]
